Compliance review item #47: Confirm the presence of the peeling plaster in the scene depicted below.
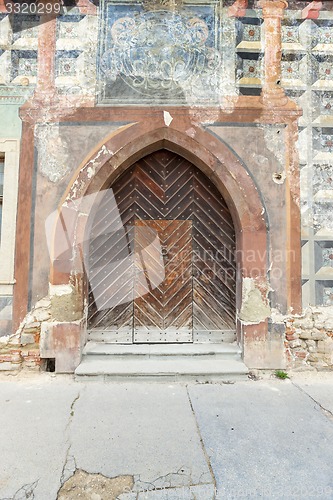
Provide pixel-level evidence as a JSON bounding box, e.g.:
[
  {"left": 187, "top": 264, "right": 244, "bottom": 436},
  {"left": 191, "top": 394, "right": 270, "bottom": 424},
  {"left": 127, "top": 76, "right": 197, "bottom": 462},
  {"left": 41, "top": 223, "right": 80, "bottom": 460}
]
[
  {"left": 35, "top": 124, "right": 71, "bottom": 183},
  {"left": 263, "top": 125, "right": 286, "bottom": 170},
  {"left": 186, "top": 127, "right": 196, "bottom": 138},
  {"left": 270, "top": 307, "right": 288, "bottom": 324},
  {"left": 163, "top": 111, "right": 173, "bottom": 126},
  {"left": 84, "top": 144, "right": 112, "bottom": 180},
  {"left": 86, "top": 166, "right": 95, "bottom": 179},
  {"left": 49, "top": 284, "right": 73, "bottom": 297},
  {"left": 5, "top": 4, "right": 329, "bottom": 375},
  {"left": 239, "top": 277, "right": 271, "bottom": 324},
  {"left": 50, "top": 284, "right": 83, "bottom": 323},
  {"left": 64, "top": 144, "right": 113, "bottom": 204}
]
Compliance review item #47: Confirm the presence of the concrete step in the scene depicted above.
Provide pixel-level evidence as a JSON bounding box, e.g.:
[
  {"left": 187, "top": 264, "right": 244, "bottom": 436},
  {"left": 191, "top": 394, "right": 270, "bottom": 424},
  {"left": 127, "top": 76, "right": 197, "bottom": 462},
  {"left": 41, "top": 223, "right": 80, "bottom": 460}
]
[
  {"left": 83, "top": 341, "right": 242, "bottom": 359},
  {"left": 75, "top": 352, "right": 248, "bottom": 382}
]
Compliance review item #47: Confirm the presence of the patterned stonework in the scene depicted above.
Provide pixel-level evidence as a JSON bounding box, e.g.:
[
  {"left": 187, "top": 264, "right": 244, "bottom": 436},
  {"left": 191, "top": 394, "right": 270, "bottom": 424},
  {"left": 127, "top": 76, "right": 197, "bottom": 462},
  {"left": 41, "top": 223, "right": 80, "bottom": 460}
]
[
  {"left": 282, "top": 25, "right": 299, "bottom": 44},
  {"left": 1, "top": 3, "right": 333, "bottom": 311},
  {"left": 314, "top": 164, "right": 333, "bottom": 193},
  {"left": 242, "top": 23, "right": 260, "bottom": 41},
  {"left": 323, "top": 287, "right": 333, "bottom": 306},
  {"left": 322, "top": 249, "right": 333, "bottom": 268},
  {"left": 0, "top": 13, "right": 39, "bottom": 89},
  {"left": 55, "top": 14, "right": 98, "bottom": 94}
]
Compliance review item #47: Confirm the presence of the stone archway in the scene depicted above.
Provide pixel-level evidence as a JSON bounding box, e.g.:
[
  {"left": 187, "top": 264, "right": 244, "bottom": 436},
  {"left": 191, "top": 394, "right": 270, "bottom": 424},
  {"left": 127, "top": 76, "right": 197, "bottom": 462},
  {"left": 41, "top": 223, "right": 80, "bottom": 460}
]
[
  {"left": 86, "top": 149, "right": 237, "bottom": 345},
  {"left": 42, "top": 122, "right": 299, "bottom": 372}
]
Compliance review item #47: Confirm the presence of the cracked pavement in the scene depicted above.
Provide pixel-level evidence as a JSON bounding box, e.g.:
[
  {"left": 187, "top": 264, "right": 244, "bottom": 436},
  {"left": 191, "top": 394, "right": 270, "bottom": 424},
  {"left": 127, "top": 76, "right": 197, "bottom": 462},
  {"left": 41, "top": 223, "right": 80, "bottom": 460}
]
[{"left": 0, "top": 372, "right": 333, "bottom": 499}]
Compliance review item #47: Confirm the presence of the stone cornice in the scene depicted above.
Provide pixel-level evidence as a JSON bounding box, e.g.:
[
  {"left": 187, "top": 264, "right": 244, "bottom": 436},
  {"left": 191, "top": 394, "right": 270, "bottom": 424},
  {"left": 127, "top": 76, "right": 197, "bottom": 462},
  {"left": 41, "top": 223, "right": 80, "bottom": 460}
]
[{"left": 18, "top": 96, "right": 302, "bottom": 126}]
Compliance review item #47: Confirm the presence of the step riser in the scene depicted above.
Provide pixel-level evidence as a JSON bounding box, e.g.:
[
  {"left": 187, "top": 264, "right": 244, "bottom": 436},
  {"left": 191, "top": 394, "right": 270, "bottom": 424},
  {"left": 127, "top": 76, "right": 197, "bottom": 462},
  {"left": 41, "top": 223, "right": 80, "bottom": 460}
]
[
  {"left": 75, "top": 357, "right": 248, "bottom": 380},
  {"left": 83, "top": 341, "right": 242, "bottom": 358},
  {"left": 83, "top": 353, "right": 242, "bottom": 361},
  {"left": 75, "top": 344, "right": 248, "bottom": 380},
  {"left": 75, "top": 373, "right": 248, "bottom": 383}
]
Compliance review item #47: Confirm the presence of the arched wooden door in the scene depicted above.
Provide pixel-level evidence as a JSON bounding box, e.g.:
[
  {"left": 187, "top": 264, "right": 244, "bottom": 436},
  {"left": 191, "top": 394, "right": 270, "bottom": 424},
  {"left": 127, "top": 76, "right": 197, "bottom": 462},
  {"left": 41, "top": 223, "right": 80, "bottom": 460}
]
[{"left": 87, "top": 150, "right": 236, "bottom": 343}]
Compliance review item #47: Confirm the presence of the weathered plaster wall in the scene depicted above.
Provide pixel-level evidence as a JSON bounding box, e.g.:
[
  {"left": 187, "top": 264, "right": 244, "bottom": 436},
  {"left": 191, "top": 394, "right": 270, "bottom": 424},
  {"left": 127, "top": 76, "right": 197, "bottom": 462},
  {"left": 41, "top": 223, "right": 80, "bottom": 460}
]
[
  {"left": 0, "top": 105, "right": 22, "bottom": 138},
  {"left": 31, "top": 123, "right": 122, "bottom": 303},
  {"left": 208, "top": 124, "right": 289, "bottom": 312},
  {"left": 1, "top": 1, "right": 333, "bottom": 373},
  {"left": 0, "top": 105, "right": 21, "bottom": 337}
]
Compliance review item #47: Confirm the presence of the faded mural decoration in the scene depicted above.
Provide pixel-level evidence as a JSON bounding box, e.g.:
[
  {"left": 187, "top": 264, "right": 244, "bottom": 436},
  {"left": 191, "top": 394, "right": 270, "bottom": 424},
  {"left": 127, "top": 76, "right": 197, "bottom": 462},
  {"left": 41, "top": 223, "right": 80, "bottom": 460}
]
[
  {"left": 0, "top": 0, "right": 333, "bottom": 375},
  {"left": 98, "top": 0, "right": 226, "bottom": 104}
]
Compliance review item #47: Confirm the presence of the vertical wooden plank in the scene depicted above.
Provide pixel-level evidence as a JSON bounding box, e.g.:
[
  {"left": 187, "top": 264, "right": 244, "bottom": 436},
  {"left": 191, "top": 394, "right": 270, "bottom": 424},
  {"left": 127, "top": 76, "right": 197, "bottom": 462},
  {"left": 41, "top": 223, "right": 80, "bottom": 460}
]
[{"left": 133, "top": 220, "right": 193, "bottom": 343}]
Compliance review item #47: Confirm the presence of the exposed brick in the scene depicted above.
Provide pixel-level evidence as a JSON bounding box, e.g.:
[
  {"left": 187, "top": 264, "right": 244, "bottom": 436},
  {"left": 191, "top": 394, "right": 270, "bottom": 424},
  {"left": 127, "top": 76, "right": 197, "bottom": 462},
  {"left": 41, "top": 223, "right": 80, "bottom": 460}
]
[{"left": 294, "top": 350, "right": 307, "bottom": 359}]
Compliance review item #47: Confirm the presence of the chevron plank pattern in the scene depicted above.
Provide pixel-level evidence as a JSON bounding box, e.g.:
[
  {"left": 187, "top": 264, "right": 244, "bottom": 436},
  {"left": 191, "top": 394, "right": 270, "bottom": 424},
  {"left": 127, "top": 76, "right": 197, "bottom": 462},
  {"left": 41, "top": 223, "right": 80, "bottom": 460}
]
[
  {"left": 133, "top": 220, "right": 192, "bottom": 342},
  {"left": 87, "top": 149, "right": 236, "bottom": 342}
]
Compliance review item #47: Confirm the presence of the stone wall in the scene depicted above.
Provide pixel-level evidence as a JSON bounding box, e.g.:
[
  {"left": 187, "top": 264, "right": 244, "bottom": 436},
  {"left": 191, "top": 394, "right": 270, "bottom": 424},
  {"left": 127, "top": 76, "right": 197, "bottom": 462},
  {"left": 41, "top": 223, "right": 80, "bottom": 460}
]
[
  {"left": 3, "top": 298, "right": 333, "bottom": 373},
  {"left": 2, "top": 1, "right": 333, "bottom": 373},
  {"left": 0, "top": 297, "right": 51, "bottom": 371},
  {"left": 285, "top": 307, "right": 333, "bottom": 371}
]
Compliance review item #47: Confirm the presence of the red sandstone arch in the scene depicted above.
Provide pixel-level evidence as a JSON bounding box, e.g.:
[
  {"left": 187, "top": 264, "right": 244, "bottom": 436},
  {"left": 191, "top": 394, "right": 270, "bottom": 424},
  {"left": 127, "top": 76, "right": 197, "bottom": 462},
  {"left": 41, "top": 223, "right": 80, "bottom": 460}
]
[
  {"left": 49, "top": 123, "right": 269, "bottom": 356},
  {"left": 60, "top": 124, "right": 267, "bottom": 236},
  {"left": 51, "top": 125, "right": 268, "bottom": 277}
]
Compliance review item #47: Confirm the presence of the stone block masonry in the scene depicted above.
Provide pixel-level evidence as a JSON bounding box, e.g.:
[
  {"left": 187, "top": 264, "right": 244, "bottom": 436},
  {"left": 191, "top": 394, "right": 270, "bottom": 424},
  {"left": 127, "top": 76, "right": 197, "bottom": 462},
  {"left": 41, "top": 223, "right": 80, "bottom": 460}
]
[
  {"left": 0, "top": 297, "right": 52, "bottom": 372},
  {"left": 2, "top": 1, "right": 333, "bottom": 374},
  {"left": 285, "top": 306, "right": 333, "bottom": 371}
]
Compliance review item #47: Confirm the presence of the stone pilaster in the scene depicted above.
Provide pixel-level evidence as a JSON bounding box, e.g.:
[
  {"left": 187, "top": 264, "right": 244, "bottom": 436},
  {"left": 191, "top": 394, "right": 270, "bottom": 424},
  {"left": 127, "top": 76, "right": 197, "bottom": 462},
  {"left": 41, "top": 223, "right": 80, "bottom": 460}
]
[
  {"left": 260, "top": 0, "right": 288, "bottom": 107},
  {"left": 34, "top": 11, "right": 57, "bottom": 104}
]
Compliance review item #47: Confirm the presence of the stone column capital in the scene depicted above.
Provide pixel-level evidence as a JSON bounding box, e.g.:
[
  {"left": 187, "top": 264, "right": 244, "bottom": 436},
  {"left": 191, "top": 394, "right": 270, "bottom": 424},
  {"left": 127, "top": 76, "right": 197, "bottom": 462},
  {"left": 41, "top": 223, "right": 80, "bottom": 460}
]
[
  {"left": 76, "top": 0, "right": 98, "bottom": 15},
  {"left": 227, "top": 0, "right": 248, "bottom": 18},
  {"left": 259, "top": 0, "right": 288, "bottom": 18},
  {"left": 0, "top": 0, "right": 7, "bottom": 13}
]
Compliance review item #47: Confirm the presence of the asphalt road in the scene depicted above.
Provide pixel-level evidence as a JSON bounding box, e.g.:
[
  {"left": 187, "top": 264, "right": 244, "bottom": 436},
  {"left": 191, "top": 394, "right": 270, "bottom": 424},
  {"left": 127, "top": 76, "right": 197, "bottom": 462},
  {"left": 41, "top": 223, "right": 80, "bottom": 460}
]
[{"left": 0, "top": 372, "right": 332, "bottom": 500}]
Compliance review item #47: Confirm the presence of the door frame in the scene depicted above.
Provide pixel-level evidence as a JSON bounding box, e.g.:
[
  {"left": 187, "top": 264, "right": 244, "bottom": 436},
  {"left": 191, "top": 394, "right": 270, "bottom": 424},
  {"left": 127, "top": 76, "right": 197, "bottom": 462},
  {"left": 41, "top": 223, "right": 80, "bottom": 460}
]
[{"left": 37, "top": 115, "right": 301, "bottom": 371}]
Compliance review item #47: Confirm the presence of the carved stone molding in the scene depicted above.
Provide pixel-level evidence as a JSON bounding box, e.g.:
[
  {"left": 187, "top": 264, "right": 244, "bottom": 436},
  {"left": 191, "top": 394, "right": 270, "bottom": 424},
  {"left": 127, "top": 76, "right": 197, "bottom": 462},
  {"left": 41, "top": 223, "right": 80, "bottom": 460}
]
[
  {"left": 227, "top": 0, "right": 248, "bottom": 18},
  {"left": 302, "top": 0, "right": 323, "bottom": 20}
]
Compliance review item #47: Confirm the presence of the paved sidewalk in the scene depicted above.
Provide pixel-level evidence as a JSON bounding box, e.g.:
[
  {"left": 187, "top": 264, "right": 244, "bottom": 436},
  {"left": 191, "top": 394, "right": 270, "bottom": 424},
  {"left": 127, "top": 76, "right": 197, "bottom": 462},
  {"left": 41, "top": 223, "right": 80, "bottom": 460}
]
[{"left": 0, "top": 372, "right": 333, "bottom": 500}]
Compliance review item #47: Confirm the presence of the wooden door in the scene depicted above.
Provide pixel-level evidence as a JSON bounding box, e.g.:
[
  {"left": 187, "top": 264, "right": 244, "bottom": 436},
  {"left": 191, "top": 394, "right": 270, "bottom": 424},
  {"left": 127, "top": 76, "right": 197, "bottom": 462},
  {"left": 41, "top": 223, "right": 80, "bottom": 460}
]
[
  {"left": 87, "top": 149, "right": 236, "bottom": 343},
  {"left": 133, "top": 220, "right": 192, "bottom": 343}
]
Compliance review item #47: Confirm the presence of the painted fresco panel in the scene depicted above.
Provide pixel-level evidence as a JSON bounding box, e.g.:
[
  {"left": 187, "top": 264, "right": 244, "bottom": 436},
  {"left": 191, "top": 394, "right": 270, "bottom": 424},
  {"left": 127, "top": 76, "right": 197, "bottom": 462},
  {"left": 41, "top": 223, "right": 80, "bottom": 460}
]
[{"left": 97, "top": 0, "right": 224, "bottom": 105}]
